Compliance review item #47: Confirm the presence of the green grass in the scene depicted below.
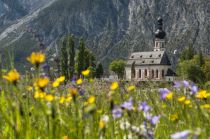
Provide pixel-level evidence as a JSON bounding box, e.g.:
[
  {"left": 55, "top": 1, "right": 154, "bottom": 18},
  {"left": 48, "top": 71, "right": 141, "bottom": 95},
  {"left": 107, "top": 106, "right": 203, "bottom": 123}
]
[{"left": 0, "top": 67, "right": 209, "bottom": 139}]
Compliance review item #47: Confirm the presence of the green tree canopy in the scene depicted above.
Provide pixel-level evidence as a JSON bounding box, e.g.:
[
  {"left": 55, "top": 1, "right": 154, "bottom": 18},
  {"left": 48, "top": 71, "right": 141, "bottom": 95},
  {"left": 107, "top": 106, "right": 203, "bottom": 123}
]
[
  {"left": 177, "top": 49, "right": 210, "bottom": 84},
  {"left": 109, "top": 60, "right": 125, "bottom": 79},
  {"left": 96, "top": 63, "right": 104, "bottom": 79},
  {"left": 180, "top": 44, "right": 196, "bottom": 61}
]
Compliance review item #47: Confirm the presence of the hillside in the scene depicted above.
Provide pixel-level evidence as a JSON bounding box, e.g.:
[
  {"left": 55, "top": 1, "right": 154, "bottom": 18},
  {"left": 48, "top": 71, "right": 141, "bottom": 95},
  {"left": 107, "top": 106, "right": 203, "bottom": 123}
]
[{"left": 0, "top": 0, "right": 210, "bottom": 70}]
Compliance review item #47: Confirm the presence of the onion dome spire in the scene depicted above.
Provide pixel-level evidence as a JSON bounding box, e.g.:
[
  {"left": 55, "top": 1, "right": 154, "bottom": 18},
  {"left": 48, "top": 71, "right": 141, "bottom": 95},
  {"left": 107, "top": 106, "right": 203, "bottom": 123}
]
[{"left": 155, "top": 17, "right": 166, "bottom": 39}]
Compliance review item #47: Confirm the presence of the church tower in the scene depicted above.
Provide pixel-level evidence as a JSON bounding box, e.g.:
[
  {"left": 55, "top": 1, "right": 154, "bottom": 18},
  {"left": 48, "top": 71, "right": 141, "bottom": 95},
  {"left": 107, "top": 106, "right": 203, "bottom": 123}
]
[{"left": 154, "top": 17, "right": 166, "bottom": 51}]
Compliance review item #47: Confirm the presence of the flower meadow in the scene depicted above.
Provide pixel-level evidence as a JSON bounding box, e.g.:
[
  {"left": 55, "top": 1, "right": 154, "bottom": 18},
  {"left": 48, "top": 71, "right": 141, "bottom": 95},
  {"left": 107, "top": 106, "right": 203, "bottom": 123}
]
[{"left": 0, "top": 52, "right": 210, "bottom": 139}]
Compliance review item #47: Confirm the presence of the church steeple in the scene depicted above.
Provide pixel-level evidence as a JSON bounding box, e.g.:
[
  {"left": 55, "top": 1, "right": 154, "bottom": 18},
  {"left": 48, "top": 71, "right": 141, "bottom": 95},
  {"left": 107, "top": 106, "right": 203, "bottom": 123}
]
[{"left": 154, "top": 17, "right": 166, "bottom": 51}]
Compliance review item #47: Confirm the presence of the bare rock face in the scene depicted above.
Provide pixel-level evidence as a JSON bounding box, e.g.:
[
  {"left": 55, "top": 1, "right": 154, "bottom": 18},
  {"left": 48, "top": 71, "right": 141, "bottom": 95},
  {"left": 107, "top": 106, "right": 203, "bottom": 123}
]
[
  {"left": 0, "top": 0, "right": 210, "bottom": 69},
  {"left": 0, "top": 0, "right": 50, "bottom": 29},
  {"left": 0, "top": 0, "right": 26, "bottom": 28}
]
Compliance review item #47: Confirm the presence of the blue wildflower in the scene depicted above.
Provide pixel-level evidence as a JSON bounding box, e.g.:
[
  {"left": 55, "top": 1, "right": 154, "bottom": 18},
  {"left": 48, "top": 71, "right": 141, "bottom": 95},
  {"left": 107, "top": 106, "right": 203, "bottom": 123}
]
[
  {"left": 146, "top": 115, "right": 160, "bottom": 125},
  {"left": 79, "top": 89, "right": 85, "bottom": 96},
  {"left": 121, "top": 97, "right": 133, "bottom": 110},
  {"left": 183, "top": 80, "right": 190, "bottom": 88},
  {"left": 171, "top": 130, "right": 191, "bottom": 139},
  {"left": 112, "top": 107, "right": 122, "bottom": 119},
  {"left": 138, "top": 102, "right": 151, "bottom": 113},
  {"left": 159, "top": 88, "right": 171, "bottom": 100},
  {"left": 190, "top": 84, "right": 198, "bottom": 95},
  {"left": 72, "top": 76, "right": 77, "bottom": 83},
  {"left": 173, "top": 81, "right": 181, "bottom": 88},
  {"left": 150, "top": 116, "right": 160, "bottom": 125},
  {"left": 145, "top": 114, "right": 152, "bottom": 120}
]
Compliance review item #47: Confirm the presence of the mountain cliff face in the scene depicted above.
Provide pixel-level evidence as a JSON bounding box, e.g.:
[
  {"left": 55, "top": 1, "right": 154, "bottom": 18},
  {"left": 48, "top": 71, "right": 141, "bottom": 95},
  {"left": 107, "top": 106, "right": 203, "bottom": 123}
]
[
  {"left": 0, "top": 0, "right": 50, "bottom": 30},
  {"left": 0, "top": 0, "right": 210, "bottom": 69},
  {"left": 0, "top": 0, "right": 26, "bottom": 29}
]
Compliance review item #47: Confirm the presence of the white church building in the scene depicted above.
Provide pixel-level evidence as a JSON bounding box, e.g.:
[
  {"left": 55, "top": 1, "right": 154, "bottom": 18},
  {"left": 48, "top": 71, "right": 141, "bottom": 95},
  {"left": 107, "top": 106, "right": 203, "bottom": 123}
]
[{"left": 125, "top": 18, "right": 176, "bottom": 81}]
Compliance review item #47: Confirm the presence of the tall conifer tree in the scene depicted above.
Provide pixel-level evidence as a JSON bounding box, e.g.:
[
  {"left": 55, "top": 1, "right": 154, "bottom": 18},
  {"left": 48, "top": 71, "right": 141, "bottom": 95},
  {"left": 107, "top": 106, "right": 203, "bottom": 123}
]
[
  {"left": 77, "top": 38, "right": 85, "bottom": 77},
  {"left": 61, "top": 37, "right": 68, "bottom": 79},
  {"left": 96, "top": 63, "right": 104, "bottom": 78},
  {"left": 67, "top": 35, "right": 75, "bottom": 80}
]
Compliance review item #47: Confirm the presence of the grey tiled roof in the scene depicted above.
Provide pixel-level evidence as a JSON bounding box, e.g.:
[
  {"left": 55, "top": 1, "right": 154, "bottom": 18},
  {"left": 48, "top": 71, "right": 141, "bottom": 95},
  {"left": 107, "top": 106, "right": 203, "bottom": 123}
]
[
  {"left": 126, "top": 51, "right": 171, "bottom": 66},
  {"left": 166, "top": 69, "right": 177, "bottom": 76}
]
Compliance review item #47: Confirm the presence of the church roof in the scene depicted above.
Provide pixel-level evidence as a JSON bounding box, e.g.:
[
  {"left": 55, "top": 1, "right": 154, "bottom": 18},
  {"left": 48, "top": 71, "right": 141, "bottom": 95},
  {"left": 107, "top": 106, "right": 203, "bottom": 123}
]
[
  {"left": 165, "top": 69, "right": 177, "bottom": 76},
  {"left": 126, "top": 51, "right": 171, "bottom": 66}
]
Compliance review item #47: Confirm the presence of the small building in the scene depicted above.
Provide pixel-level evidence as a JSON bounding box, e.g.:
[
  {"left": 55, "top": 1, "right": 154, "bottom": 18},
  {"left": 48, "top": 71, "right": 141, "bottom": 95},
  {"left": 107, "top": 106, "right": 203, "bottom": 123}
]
[{"left": 125, "top": 18, "right": 176, "bottom": 81}]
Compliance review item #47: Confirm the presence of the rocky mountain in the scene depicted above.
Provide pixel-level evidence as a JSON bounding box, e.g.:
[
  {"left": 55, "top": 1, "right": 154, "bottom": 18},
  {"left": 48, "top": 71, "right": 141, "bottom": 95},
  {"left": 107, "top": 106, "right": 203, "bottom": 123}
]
[
  {"left": 0, "top": 0, "right": 50, "bottom": 29},
  {"left": 0, "top": 0, "right": 210, "bottom": 70}
]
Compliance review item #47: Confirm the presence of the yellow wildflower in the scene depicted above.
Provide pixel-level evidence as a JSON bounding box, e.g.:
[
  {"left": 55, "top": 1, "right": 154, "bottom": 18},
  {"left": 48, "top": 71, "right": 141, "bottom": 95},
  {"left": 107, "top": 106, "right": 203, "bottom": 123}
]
[
  {"left": 82, "top": 69, "right": 90, "bottom": 76},
  {"left": 178, "top": 96, "right": 186, "bottom": 102},
  {"left": 110, "top": 82, "right": 119, "bottom": 91},
  {"left": 201, "top": 104, "right": 210, "bottom": 109},
  {"left": 26, "top": 86, "right": 33, "bottom": 91},
  {"left": 52, "top": 76, "right": 65, "bottom": 88},
  {"left": 45, "top": 94, "right": 54, "bottom": 102},
  {"left": 99, "top": 120, "right": 106, "bottom": 129},
  {"left": 87, "top": 96, "right": 95, "bottom": 104},
  {"left": 196, "top": 90, "right": 210, "bottom": 99},
  {"left": 52, "top": 81, "right": 60, "bottom": 88},
  {"left": 127, "top": 85, "right": 136, "bottom": 92},
  {"left": 184, "top": 100, "right": 191, "bottom": 105},
  {"left": 3, "top": 69, "right": 20, "bottom": 83},
  {"left": 69, "top": 88, "right": 78, "bottom": 97},
  {"left": 165, "top": 92, "right": 173, "bottom": 100},
  {"left": 27, "top": 52, "right": 45, "bottom": 66},
  {"left": 35, "top": 77, "right": 49, "bottom": 89},
  {"left": 34, "top": 91, "right": 40, "bottom": 99},
  {"left": 34, "top": 91, "right": 46, "bottom": 99},
  {"left": 169, "top": 113, "right": 179, "bottom": 121},
  {"left": 66, "top": 96, "right": 72, "bottom": 103},
  {"left": 57, "top": 76, "right": 65, "bottom": 82},
  {"left": 59, "top": 96, "right": 66, "bottom": 104},
  {"left": 76, "top": 78, "right": 83, "bottom": 85},
  {"left": 62, "top": 136, "right": 69, "bottom": 139},
  {"left": 99, "top": 115, "right": 109, "bottom": 129}
]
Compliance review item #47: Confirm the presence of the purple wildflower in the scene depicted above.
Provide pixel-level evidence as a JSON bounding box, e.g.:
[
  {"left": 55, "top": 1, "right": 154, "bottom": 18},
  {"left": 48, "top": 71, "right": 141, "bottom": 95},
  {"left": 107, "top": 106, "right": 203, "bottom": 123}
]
[
  {"left": 182, "top": 80, "right": 190, "bottom": 88},
  {"left": 190, "top": 84, "right": 198, "bottom": 95},
  {"left": 173, "top": 81, "right": 181, "bottom": 88},
  {"left": 150, "top": 116, "right": 160, "bottom": 125},
  {"left": 42, "top": 63, "right": 50, "bottom": 69},
  {"left": 138, "top": 102, "right": 151, "bottom": 113},
  {"left": 146, "top": 114, "right": 152, "bottom": 120},
  {"left": 171, "top": 130, "right": 191, "bottom": 139},
  {"left": 79, "top": 89, "right": 85, "bottom": 96},
  {"left": 112, "top": 107, "right": 122, "bottom": 119},
  {"left": 72, "top": 76, "right": 77, "bottom": 83},
  {"left": 121, "top": 97, "right": 133, "bottom": 110},
  {"left": 159, "top": 88, "right": 171, "bottom": 100}
]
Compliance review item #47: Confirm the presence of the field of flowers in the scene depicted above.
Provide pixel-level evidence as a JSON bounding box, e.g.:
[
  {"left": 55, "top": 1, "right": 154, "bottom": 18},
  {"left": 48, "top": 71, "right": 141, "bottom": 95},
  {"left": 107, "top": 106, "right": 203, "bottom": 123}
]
[{"left": 0, "top": 52, "right": 210, "bottom": 139}]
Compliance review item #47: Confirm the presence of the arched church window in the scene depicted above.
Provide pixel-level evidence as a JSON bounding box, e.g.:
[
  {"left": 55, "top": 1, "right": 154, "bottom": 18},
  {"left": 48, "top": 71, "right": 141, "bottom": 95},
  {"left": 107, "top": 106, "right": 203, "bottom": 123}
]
[
  {"left": 151, "top": 70, "right": 154, "bottom": 78},
  {"left": 162, "top": 70, "right": 165, "bottom": 77},
  {"left": 131, "top": 62, "right": 136, "bottom": 79},
  {"left": 156, "top": 70, "right": 158, "bottom": 78},
  {"left": 139, "top": 69, "right": 141, "bottom": 78},
  {"left": 145, "top": 69, "right": 148, "bottom": 77}
]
